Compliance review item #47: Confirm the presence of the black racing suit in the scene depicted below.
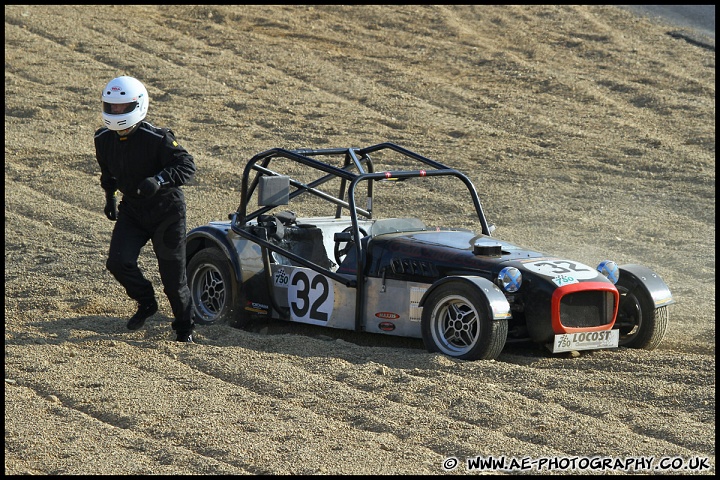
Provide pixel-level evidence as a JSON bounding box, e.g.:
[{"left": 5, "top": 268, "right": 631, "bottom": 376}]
[{"left": 94, "top": 120, "right": 197, "bottom": 335}]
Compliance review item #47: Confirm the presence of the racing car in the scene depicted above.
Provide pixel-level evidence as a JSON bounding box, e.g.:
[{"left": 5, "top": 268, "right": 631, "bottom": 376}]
[{"left": 185, "top": 143, "right": 673, "bottom": 360}]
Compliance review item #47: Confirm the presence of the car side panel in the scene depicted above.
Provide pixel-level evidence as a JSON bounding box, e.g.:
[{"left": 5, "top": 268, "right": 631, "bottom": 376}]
[
  {"left": 269, "top": 265, "right": 357, "bottom": 330},
  {"left": 363, "top": 278, "right": 429, "bottom": 337},
  {"left": 268, "top": 265, "right": 430, "bottom": 337}
]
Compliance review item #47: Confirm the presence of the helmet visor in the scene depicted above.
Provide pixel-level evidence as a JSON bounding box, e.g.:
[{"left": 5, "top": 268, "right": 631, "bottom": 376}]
[{"left": 103, "top": 101, "right": 138, "bottom": 115}]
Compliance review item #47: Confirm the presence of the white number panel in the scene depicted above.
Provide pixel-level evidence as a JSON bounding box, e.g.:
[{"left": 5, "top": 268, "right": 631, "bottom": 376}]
[
  {"left": 522, "top": 259, "right": 598, "bottom": 287},
  {"left": 522, "top": 259, "right": 597, "bottom": 279},
  {"left": 288, "top": 269, "right": 335, "bottom": 325}
]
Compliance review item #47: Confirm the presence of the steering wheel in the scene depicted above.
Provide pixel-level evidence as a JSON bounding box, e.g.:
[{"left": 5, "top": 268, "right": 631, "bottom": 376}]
[{"left": 333, "top": 226, "right": 369, "bottom": 266}]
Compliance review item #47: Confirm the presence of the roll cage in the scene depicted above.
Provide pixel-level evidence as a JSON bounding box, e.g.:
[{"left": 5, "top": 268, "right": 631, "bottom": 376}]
[{"left": 228, "top": 142, "right": 493, "bottom": 331}]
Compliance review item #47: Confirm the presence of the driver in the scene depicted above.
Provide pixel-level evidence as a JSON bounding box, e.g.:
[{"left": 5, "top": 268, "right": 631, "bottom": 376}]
[{"left": 94, "top": 75, "right": 197, "bottom": 343}]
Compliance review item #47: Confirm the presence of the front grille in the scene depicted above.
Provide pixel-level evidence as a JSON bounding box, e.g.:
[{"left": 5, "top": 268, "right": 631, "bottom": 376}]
[{"left": 560, "top": 290, "right": 614, "bottom": 328}]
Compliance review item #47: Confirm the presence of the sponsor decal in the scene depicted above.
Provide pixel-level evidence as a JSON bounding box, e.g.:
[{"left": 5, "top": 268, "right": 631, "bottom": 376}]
[
  {"left": 552, "top": 274, "right": 578, "bottom": 287},
  {"left": 553, "top": 329, "right": 619, "bottom": 353},
  {"left": 375, "top": 311, "right": 400, "bottom": 320},
  {"left": 378, "top": 321, "right": 396, "bottom": 332},
  {"left": 274, "top": 268, "right": 290, "bottom": 287},
  {"left": 244, "top": 301, "right": 269, "bottom": 314}
]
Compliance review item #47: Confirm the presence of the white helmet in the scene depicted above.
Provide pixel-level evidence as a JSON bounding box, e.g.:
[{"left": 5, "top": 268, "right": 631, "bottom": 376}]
[{"left": 101, "top": 76, "right": 149, "bottom": 131}]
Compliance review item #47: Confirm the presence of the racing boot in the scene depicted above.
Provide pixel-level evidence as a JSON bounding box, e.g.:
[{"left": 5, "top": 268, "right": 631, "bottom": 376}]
[
  {"left": 126, "top": 299, "right": 158, "bottom": 330},
  {"left": 175, "top": 331, "right": 195, "bottom": 343}
]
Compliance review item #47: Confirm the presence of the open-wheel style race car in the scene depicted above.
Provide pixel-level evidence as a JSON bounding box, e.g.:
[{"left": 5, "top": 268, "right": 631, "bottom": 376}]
[{"left": 185, "top": 143, "right": 673, "bottom": 360}]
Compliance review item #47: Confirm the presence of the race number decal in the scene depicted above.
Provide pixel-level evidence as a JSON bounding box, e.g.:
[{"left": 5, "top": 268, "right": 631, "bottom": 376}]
[
  {"left": 288, "top": 269, "right": 334, "bottom": 325},
  {"left": 523, "top": 259, "right": 597, "bottom": 284}
]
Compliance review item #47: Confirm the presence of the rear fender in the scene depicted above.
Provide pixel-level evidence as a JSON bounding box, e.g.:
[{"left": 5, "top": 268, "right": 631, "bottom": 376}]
[
  {"left": 420, "top": 275, "right": 511, "bottom": 321},
  {"left": 619, "top": 264, "right": 674, "bottom": 308},
  {"left": 186, "top": 226, "right": 242, "bottom": 285}
]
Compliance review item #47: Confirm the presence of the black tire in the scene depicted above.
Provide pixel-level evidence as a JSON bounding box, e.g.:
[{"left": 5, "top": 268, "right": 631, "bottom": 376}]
[
  {"left": 614, "top": 279, "right": 669, "bottom": 350},
  {"left": 187, "top": 248, "right": 242, "bottom": 326},
  {"left": 421, "top": 282, "right": 508, "bottom": 360}
]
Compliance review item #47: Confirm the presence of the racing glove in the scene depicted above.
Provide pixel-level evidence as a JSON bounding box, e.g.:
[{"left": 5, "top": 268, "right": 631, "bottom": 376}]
[
  {"left": 104, "top": 190, "right": 118, "bottom": 221},
  {"left": 137, "top": 176, "right": 161, "bottom": 197},
  {"left": 137, "top": 173, "right": 171, "bottom": 198}
]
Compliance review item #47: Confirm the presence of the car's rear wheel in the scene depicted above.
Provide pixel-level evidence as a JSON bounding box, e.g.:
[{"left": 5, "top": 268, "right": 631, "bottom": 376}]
[
  {"left": 421, "top": 282, "right": 508, "bottom": 360},
  {"left": 614, "top": 279, "right": 668, "bottom": 350},
  {"left": 187, "top": 248, "right": 241, "bottom": 326}
]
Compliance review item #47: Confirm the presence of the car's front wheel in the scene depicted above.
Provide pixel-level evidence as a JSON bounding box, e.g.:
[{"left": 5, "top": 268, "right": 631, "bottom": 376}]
[
  {"left": 421, "top": 282, "right": 508, "bottom": 360},
  {"left": 187, "top": 248, "right": 241, "bottom": 326},
  {"left": 614, "top": 279, "right": 668, "bottom": 350}
]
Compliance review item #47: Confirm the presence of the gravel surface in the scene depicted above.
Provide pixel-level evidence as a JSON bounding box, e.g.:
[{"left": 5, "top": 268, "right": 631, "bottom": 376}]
[{"left": 4, "top": 5, "right": 715, "bottom": 475}]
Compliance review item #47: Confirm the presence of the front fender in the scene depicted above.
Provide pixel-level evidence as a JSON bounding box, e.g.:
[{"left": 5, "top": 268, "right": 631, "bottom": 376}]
[
  {"left": 619, "top": 264, "right": 674, "bottom": 308},
  {"left": 420, "top": 275, "right": 511, "bottom": 320},
  {"left": 186, "top": 225, "right": 243, "bottom": 285}
]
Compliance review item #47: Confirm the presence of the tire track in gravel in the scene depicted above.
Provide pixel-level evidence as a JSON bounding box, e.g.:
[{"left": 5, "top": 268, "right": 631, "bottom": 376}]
[
  {"left": 5, "top": 340, "right": 444, "bottom": 474},
  {"left": 4, "top": 5, "right": 500, "bottom": 147},
  {"left": 4, "top": 381, "right": 249, "bottom": 475},
  {"left": 179, "top": 328, "right": 714, "bottom": 461},
  {"left": 173, "top": 346, "right": 566, "bottom": 462},
  {"left": 12, "top": 325, "right": 706, "bottom": 472}
]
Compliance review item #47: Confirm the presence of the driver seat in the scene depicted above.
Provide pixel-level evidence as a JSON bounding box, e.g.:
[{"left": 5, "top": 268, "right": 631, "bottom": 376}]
[{"left": 283, "top": 225, "right": 334, "bottom": 270}]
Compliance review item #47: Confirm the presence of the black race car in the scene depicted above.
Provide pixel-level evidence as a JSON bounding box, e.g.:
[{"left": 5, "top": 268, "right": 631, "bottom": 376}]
[{"left": 186, "top": 143, "right": 673, "bottom": 360}]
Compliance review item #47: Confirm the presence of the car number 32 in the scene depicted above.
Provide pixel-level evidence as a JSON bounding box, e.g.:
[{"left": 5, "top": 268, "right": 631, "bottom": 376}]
[
  {"left": 287, "top": 269, "right": 335, "bottom": 324},
  {"left": 524, "top": 260, "right": 597, "bottom": 280}
]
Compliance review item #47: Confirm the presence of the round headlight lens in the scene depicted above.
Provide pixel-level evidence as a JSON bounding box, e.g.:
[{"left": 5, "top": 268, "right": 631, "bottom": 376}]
[
  {"left": 498, "top": 266, "right": 522, "bottom": 293},
  {"left": 597, "top": 260, "right": 619, "bottom": 284}
]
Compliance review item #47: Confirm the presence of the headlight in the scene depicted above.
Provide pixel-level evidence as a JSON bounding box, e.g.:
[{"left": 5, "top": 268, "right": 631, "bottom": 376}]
[
  {"left": 498, "top": 266, "right": 522, "bottom": 293},
  {"left": 597, "top": 260, "right": 619, "bottom": 284}
]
